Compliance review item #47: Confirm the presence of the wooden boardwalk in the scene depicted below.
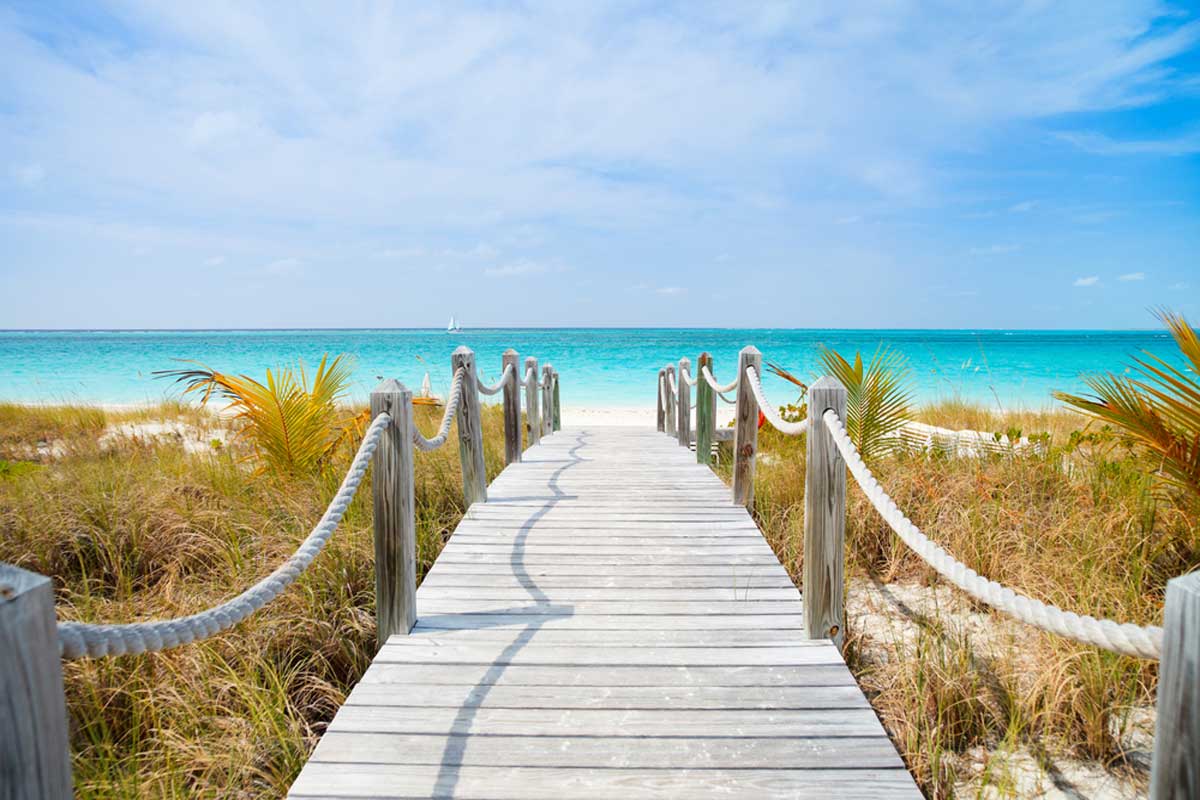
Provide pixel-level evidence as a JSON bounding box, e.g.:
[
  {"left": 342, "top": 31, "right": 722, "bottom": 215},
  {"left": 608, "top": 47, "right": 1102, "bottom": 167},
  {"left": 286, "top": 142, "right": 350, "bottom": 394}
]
[{"left": 288, "top": 427, "right": 920, "bottom": 799}]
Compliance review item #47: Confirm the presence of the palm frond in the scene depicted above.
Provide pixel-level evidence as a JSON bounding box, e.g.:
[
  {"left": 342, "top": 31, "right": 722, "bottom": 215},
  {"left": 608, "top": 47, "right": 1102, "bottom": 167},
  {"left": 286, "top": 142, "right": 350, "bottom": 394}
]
[
  {"left": 1054, "top": 310, "right": 1200, "bottom": 504},
  {"left": 156, "top": 354, "right": 360, "bottom": 476},
  {"left": 818, "top": 343, "right": 914, "bottom": 461}
]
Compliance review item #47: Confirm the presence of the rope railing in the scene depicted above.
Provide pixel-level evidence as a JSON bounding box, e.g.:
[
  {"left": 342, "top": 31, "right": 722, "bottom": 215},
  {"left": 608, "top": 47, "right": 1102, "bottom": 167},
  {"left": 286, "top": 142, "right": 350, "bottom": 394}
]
[
  {"left": 57, "top": 412, "right": 392, "bottom": 659},
  {"left": 821, "top": 407, "right": 1162, "bottom": 660},
  {"left": 412, "top": 367, "right": 465, "bottom": 451},
  {"left": 476, "top": 362, "right": 514, "bottom": 396},
  {"left": 745, "top": 366, "right": 809, "bottom": 436},
  {"left": 2, "top": 345, "right": 566, "bottom": 792},
  {"left": 701, "top": 364, "right": 739, "bottom": 394},
  {"left": 666, "top": 370, "right": 678, "bottom": 395},
  {"left": 680, "top": 366, "right": 696, "bottom": 387}
]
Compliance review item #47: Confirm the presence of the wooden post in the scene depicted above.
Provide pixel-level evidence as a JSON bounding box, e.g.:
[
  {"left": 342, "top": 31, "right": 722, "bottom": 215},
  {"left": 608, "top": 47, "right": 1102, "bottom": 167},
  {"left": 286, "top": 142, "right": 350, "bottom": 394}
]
[
  {"left": 452, "top": 347, "right": 487, "bottom": 507},
  {"left": 541, "top": 365, "right": 554, "bottom": 437},
  {"left": 501, "top": 349, "right": 521, "bottom": 465},
  {"left": 552, "top": 371, "right": 562, "bottom": 432},
  {"left": 695, "top": 352, "right": 715, "bottom": 464},
  {"left": 677, "top": 357, "right": 692, "bottom": 447},
  {"left": 656, "top": 369, "right": 666, "bottom": 432},
  {"left": 1150, "top": 571, "right": 1200, "bottom": 799},
  {"left": 732, "top": 346, "right": 761, "bottom": 509},
  {"left": 371, "top": 381, "right": 416, "bottom": 646},
  {"left": 664, "top": 365, "right": 677, "bottom": 436},
  {"left": 0, "top": 562, "right": 73, "bottom": 800},
  {"left": 804, "top": 376, "right": 848, "bottom": 647},
  {"left": 524, "top": 357, "right": 541, "bottom": 446}
]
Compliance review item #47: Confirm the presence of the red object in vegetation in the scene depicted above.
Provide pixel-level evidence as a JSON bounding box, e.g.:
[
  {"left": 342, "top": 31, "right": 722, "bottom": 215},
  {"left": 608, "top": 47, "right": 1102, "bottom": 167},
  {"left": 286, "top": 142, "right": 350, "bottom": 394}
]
[{"left": 758, "top": 410, "right": 766, "bottom": 429}]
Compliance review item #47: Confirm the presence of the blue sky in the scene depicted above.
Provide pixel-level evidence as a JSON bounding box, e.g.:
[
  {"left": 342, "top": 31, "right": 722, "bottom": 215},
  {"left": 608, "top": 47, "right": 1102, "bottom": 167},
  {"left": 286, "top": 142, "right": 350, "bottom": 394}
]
[{"left": 1, "top": 1, "right": 1197, "bottom": 329}]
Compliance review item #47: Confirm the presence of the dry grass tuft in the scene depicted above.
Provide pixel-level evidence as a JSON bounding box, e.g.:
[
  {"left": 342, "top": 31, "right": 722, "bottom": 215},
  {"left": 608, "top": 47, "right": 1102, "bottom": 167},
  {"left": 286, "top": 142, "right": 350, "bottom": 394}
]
[{"left": 0, "top": 401, "right": 509, "bottom": 798}]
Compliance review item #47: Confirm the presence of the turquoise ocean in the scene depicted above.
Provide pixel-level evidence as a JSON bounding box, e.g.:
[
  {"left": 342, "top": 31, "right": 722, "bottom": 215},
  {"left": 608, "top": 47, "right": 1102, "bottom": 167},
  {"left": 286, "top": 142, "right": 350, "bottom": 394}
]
[{"left": 0, "top": 329, "right": 1175, "bottom": 410}]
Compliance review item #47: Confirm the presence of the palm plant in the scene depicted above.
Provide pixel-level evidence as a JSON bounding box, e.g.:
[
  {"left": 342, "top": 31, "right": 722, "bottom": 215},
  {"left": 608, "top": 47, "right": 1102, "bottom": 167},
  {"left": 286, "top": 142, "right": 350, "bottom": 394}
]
[
  {"left": 156, "top": 354, "right": 367, "bottom": 476},
  {"left": 767, "top": 345, "right": 914, "bottom": 461},
  {"left": 1055, "top": 310, "right": 1200, "bottom": 505},
  {"left": 819, "top": 344, "right": 914, "bottom": 461}
]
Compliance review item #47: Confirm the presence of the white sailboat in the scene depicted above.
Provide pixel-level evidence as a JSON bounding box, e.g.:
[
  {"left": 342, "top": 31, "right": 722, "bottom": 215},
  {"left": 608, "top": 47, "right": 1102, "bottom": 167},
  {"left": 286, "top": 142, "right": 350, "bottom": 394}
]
[{"left": 446, "top": 315, "right": 462, "bottom": 333}]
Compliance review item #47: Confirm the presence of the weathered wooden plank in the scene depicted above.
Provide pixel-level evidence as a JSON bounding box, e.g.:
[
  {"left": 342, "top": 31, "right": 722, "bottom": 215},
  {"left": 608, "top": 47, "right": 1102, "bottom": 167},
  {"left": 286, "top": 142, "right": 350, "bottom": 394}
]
[
  {"left": 501, "top": 349, "right": 522, "bottom": 464},
  {"left": 733, "top": 346, "right": 761, "bottom": 509},
  {"left": 370, "top": 380, "right": 417, "bottom": 643},
  {"left": 327, "top": 704, "right": 889, "bottom": 736},
  {"left": 0, "top": 562, "right": 73, "bottom": 800},
  {"left": 805, "top": 376, "right": 848, "bottom": 646},
  {"left": 355, "top": 662, "right": 852, "bottom": 687},
  {"left": 452, "top": 347, "right": 488, "bottom": 507},
  {"left": 287, "top": 425, "right": 918, "bottom": 799},
  {"left": 524, "top": 356, "right": 540, "bottom": 446},
  {"left": 310, "top": 730, "right": 897, "bottom": 769},
  {"left": 343, "top": 682, "right": 870, "bottom": 709},
  {"left": 290, "top": 764, "right": 921, "bottom": 800},
  {"left": 1150, "top": 571, "right": 1200, "bottom": 799}
]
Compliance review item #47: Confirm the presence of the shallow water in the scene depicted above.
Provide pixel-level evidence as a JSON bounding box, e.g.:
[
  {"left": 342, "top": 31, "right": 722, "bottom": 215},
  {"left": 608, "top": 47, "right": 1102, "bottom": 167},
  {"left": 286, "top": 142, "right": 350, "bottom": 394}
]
[{"left": 0, "top": 328, "right": 1174, "bottom": 410}]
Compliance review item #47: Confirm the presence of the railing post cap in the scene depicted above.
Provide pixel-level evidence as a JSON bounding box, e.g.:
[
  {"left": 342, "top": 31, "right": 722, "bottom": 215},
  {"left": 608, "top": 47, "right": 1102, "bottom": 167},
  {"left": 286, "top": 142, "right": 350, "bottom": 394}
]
[
  {"left": 0, "top": 561, "right": 51, "bottom": 598},
  {"left": 679, "top": 356, "right": 691, "bottom": 367},
  {"left": 452, "top": 345, "right": 474, "bottom": 357},
  {"left": 525, "top": 355, "right": 538, "bottom": 364},
  {"left": 739, "top": 345, "right": 762, "bottom": 357},
  {"left": 503, "top": 347, "right": 517, "bottom": 356},
  {"left": 810, "top": 375, "right": 847, "bottom": 393},
  {"left": 371, "top": 378, "right": 409, "bottom": 395},
  {"left": 698, "top": 351, "right": 711, "bottom": 361}
]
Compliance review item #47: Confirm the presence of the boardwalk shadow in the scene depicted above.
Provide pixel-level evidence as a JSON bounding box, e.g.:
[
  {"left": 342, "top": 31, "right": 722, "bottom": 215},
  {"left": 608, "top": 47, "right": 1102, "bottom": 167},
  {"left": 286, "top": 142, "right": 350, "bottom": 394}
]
[{"left": 432, "top": 430, "right": 588, "bottom": 797}]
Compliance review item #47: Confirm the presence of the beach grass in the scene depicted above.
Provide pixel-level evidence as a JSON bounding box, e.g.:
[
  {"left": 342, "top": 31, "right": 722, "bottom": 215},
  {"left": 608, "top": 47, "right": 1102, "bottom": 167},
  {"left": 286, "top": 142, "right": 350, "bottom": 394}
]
[
  {"left": 733, "top": 401, "right": 1197, "bottom": 796},
  {"left": 0, "top": 401, "right": 506, "bottom": 797},
  {"left": 1, "top": 400, "right": 1195, "bottom": 796}
]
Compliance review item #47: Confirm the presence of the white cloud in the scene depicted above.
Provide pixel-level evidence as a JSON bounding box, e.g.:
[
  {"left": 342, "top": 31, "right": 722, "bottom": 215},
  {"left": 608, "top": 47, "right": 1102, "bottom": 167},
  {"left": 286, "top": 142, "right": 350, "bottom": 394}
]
[
  {"left": 1170, "top": 282, "right": 1190, "bottom": 290},
  {"left": 1008, "top": 201, "right": 1035, "bottom": 213},
  {"left": 204, "top": 255, "right": 226, "bottom": 266},
  {"left": 656, "top": 286, "right": 686, "bottom": 295},
  {"left": 484, "top": 260, "right": 566, "bottom": 278},
  {"left": 969, "top": 244, "right": 1020, "bottom": 256},
  {"left": 1073, "top": 276, "right": 1100, "bottom": 287},
  {"left": 1056, "top": 129, "right": 1200, "bottom": 157},
  {"left": 1118, "top": 272, "right": 1145, "bottom": 281}
]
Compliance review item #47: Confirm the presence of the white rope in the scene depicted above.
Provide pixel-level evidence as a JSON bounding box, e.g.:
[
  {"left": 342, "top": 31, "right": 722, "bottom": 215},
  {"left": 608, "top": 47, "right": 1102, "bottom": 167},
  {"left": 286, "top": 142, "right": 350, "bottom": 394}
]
[
  {"left": 701, "top": 364, "right": 738, "bottom": 394},
  {"left": 744, "top": 366, "right": 809, "bottom": 436},
  {"left": 520, "top": 367, "right": 535, "bottom": 388},
  {"left": 666, "top": 371, "right": 678, "bottom": 395},
  {"left": 413, "top": 368, "right": 465, "bottom": 451},
  {"left": 476, "top": 362, "right": 514, "bottom": 396},
  {"left": 57, "top": 412, "right": 391, "bottom": 659},
  {"left": 680, "top": 367, "right": 696, "bottom": 387},
  {"left": 822, "top": 408, "right": 1162, "bottom": 660}
]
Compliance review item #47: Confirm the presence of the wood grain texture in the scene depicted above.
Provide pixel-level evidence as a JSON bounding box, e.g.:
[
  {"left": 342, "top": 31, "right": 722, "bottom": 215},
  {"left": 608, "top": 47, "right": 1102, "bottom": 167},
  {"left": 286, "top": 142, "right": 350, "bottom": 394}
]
[
  {"left": 677, "top": 356, "right": 692, "bottom": 447},
  {"left": 540, "top": 365, "right": 554, "bottom": 437},
  {"left": 452, "top": 347, "right": 488, "bottom": 507},
  {"left": 524, "top": 356, "right": 540, "bottom": 446},
  {"left": 733, "top": 346, "right": 762, "bottom": 509},
  {"left": 0, "top": 563, "right": 73, "bottom": 800},
  {"left": 370, "top": 380, "right": 417, "bottom": 645},
  {"left": 657, "top": 368, "right": 666, "bottom": 432},
  {"left": 1150, "top": 571, "right": 1200, "bottom": 800},
  {"left": 551, "top": 371, "right": 561, "bottom": 432},
  {"left": 804, "top": 377, "right": 848, "bottom": 647},
  {"left": 288, "top": 426, "right": 919, "bottom": 799},
  {"left": 695, "top": 352, "right": 715, "bottom": 464},
  {"left": 501, "top": 349, "right": 522, "bottom": 465},
  {"left": 664, "top": 364, "right": 676, "bottom": 436}
]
